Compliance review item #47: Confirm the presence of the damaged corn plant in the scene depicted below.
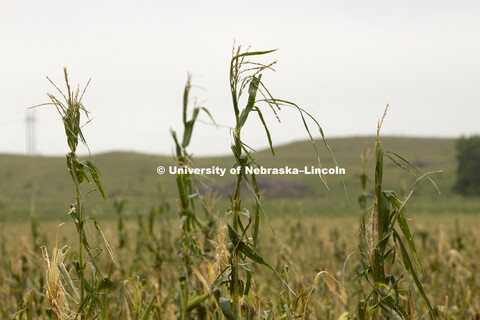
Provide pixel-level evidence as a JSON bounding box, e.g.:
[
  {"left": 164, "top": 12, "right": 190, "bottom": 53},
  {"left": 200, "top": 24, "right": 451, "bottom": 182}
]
[
  {"left": 171, "top": 74, "right": 218, "bottom": 319},
  {"left": 213, "top": 45, "right": 332, "bottom": 319},
  {"left": 355, "top": 106, "right": 440, "bottom": 320},
  {"left": 33, "top": 68, "right": 112, "bottom": 319}
]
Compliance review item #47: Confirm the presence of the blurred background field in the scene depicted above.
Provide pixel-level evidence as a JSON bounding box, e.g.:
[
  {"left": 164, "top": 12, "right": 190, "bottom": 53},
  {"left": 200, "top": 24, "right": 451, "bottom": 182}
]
[
  {"left": 2, "top": 135, "right": 480, "bottom": 318},
  {"left": 1, "top": 136, "right": 478, "bottom": 222}
]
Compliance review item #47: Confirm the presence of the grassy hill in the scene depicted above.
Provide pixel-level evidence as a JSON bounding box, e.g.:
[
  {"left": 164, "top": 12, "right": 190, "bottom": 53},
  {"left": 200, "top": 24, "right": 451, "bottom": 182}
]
[{"left": 0, "top": 136, "right": 478, "bottom": 221}]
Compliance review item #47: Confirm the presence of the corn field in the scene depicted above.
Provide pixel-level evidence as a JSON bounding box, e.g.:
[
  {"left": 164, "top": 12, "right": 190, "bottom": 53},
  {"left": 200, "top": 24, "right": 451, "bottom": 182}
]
[{"left": 1, "top": 46, "right": 480, "bottom": 320}]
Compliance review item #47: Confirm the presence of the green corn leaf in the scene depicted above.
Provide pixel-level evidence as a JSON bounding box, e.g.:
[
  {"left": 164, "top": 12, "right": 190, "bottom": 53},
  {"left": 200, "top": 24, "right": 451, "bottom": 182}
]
[
  {"left": 386, "top": 151, "right": 442, "bottom": 194},
  {"left": 387, "top": 193, "right": 424, "bottom": 272},
  {"left": 76, "top": 121, "right": 90, "bottom": 154},
  {"left": 183, "top": 76, "right": 190, "bottom": 125},
  {"left": 182, "top": 107, "right": 200, "bottom": 148},
  {"left": 231, "top": 49, "right": 277, "bottom": 63},
  {"left": 372, "top": 249, "right": 386, "bottom": 286},
  {"left": 210, "top": 267, "right": 231, "bottom": 291},
  {"left": 186, "top": 293, "right": 209, "bottom": 312},
  {"left": 219, "top": 297, "right": 237, "bottom": 320},
  {"left": 242, "top": 174, "right": 275, "bottom": 235},
  {"left": 393, "top": 230, "right": 436, "bottom": 320},
  {"left": 384, "top": 151, "right": 417, "bottom": 170},
  {"left": 227, "top": 224, "right": 295, "bottom": 295},
  {"left": 182, "top": 121, "right": 194, "bottom": 149},
  {"left": 266, "top": 98, "right": 339, "bottom": 189},
  {"left": 347, "top": 267, "right": 370, "bottom": 286},
  {"left": 412, "top": 170, "right": 443, "bottom": 195},
  {"left": 374, "top": 141, "right": 383, "bottom": 200},
  {"left": 244, "top": 270, "right": 252, "bottom": 296},
  {"left": 237, "top": 75, "right": 261, "bottom": 129},
  {"left": 176, "top": 174, "right": 188, "bottom": 210},
  {"left": 253, "top": 107, "right": 275, "bottom": 156},
  {"left": 384, "top": 189, "right": 422, "bottom": 271},
  {"left": 367, "top": 283, "right": 410, "bottom": 320},
  {"left": 251, "top": 173, "right": 261, "bottom": 247},
  {"left": 75, "top": 160, "right": 86, "bottom": 184},
  {"left": 378, "top": 191, "right": 392, "bottom": 246},
  {"left": 171, "top": 130, "right": 182, "bottom": 157},
  {"left": 199, "top": 107, "right": 216, "bottom": 126},
  {"left": 227, "top": 224, "right": 266, "bottom": 265},
  {"left": 384, "top": 152, "right": 415, "bottom": 175},
  {"left": 66, "top": 154, "right": 81, "bottom": 192},
  {"left": 85, "top": 161, "right": 106, "bottom": 200},
  {"left": 269, "top": 98, "right": 332, "bottom": 153},
  {"left": 77, "top": 279, "right": 105, "bottom": 316},
  {"left": 240, "top": 142, "right": 259, "bottom": 168},
  {"left": 140, "top": 297, "right": 156, "bottom": 320}
]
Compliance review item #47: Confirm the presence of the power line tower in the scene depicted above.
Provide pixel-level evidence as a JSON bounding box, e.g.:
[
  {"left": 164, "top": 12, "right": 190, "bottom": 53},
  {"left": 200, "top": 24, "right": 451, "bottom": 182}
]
[{"left": 26, "top": 109, "right": 37, "bottom": 155}]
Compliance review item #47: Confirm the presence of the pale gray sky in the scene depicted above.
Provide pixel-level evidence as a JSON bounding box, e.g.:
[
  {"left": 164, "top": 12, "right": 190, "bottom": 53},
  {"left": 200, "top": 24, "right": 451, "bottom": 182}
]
[{"left": 1, "top": 0, "right": 479, "bottom": 156}]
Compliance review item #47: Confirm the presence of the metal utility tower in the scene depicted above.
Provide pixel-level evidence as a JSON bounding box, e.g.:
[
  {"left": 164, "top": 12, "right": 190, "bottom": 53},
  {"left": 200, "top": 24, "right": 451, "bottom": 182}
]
[{"left": 26, "top": 109, "right": 37, "bottom": 155}]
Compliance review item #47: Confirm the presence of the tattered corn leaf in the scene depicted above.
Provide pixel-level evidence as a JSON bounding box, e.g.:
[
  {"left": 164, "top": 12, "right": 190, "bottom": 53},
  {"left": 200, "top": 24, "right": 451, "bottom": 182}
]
[{"left": 393, "top": 230, "right": 436, "bottom": 319}]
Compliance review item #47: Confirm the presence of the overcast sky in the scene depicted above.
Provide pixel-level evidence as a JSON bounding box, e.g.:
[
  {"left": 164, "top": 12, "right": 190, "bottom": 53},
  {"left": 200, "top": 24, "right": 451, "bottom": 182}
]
[{"left": 1, "top": 0, "right": 479, "bottom": 157}]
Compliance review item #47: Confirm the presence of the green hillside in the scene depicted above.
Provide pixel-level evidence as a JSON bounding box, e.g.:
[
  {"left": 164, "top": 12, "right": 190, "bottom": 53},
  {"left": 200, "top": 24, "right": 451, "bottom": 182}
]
[{"left": 0, "top": 136, "right": 478, "bottom": 221}]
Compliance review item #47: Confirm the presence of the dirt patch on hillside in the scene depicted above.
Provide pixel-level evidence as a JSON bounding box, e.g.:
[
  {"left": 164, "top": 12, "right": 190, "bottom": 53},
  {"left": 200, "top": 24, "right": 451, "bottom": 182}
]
[{"left": 200, "top": 178, "right": 310, "bottom": 199}]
